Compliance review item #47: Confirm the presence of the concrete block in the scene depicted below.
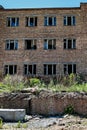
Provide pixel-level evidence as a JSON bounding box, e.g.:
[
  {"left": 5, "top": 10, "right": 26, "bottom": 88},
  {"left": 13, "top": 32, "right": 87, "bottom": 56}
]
[{"left": 0, "top": 109, "right": 26, "bottom": 121}]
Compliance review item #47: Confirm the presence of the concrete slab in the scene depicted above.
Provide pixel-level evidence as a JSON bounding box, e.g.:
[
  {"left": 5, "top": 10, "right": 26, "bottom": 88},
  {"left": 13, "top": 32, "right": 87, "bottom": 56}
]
[{"left": 0, "top": 109, "right": 26, "bottom": 121}]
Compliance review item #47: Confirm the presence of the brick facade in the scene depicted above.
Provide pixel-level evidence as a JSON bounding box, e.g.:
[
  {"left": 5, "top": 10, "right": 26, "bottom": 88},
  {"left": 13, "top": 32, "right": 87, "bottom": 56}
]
[{"left": 0, "top": 3, "right": 87, "bottom": 77}]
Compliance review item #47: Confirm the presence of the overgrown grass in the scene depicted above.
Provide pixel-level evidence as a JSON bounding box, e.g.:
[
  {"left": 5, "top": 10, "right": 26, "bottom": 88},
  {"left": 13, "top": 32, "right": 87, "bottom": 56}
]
[
  {"left": 0, "top": 75, "right": 26, "bottom": 93},
  {"left": 44, "top": 82, "right": 87, "bottom": 92},
  {"left": 0, "top": 74, "right": 87, "bottom": 93}
]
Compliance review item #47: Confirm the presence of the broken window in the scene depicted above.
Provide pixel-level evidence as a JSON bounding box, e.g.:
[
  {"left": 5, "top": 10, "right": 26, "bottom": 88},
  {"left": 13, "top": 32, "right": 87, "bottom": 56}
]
[
  {"left": 44, "top": 64, "right": 56, "bottom": 75},
  {"left": 44, "top": 16, "right": 56, "bottom": 26},
  {"left": 24, "top": 64, "right": 36, "bottom": 75},
  {"left": 64, "top": 16, "right": 76, "bottom": 26},
  {"left": 6, "top": 40, "right": 18, "bottom": 50},
  {"left": 64, "top": 64, "right": 76, "bottom": 75},
  {"left": 7, "top": 17, "right": 19, "bottom": 27},
  {"left": 44, "top": 39, "right": 56, "bottom": 50},
  {"left": 63, "top": 39, "right": 76, "bottom": 49},
  {"left": 4, "top": 65, "right": 17, "bottom": 75},
  {"left": 25, "top": 39, "right": 37, "bottom": 50},
  {"left": 26, "top": 17, "right": 37, "bottom": 26}
]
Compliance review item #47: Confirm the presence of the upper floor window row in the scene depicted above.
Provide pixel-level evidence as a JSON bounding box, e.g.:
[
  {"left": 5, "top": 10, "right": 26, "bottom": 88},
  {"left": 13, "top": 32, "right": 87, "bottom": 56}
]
[
  {"left": 7, "top": 17, "right": 19, "bottom": 27},
  {"left": 7, "top": 16, "right": 76, "bottom": 27},
  {"left": 5, "top": 38, "right": 76, "bottom": 51}
]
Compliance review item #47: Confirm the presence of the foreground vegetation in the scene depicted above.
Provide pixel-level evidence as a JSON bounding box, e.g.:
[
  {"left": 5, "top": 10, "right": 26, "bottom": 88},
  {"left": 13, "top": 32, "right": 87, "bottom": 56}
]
[{"left": 0, "top": 74, "right": 87, "bottom": 93}]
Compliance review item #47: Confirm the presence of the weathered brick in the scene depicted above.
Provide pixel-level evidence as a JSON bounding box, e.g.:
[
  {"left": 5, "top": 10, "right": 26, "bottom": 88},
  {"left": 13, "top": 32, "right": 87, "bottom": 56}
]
[{"left": 0, "top": 3, "right": 87, "bottom": 77}]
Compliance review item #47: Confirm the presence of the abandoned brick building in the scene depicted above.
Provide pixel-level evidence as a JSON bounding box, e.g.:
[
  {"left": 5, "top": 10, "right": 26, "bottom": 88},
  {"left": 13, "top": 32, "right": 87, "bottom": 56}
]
[{"left": 0, "top": 3, "right": 87, "bottom": 78}]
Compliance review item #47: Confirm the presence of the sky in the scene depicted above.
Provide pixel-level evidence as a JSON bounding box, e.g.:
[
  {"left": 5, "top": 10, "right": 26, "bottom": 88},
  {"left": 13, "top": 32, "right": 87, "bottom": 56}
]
[{"left": 0, "top": 0, "right": 87, "bottom": 9}]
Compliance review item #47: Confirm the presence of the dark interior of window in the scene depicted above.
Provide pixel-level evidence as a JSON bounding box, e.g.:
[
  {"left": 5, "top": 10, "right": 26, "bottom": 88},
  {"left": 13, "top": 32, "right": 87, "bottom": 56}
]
[
  {"left": 10, "top": 42, "right": 14, "bottom": 50},
  {"left": 30, "top": 18, "right": 34, "bottom": 26},
  {"left": 28, "top": 65, "right": 32, "bottom": 74},
  {"left": 44, "top": 65, "right": 46, "bottom": 75},
  {"left": 73, "top": 64, "right": 76, "bottom": 73},
  {"left": 25, "top": 40, "right": 36, "bottom": 50},
  {"left": 11, "top": 18, "right": 15, "bottom": 26},
  {"left": 7, "top": 18, "right": 10, "bottom": 26},
  {"left": 49, "top": 17, "right": 52, "bottom": 26},
  {"left": 68, "top": 64, "right": 72, "bottom": 74},
  {"left": 53, "top": 65, "right": 56, "bottom": 74},
  {"left": 25, "top": 40, "right": 31, "bottom": 49},
  {"left": 48, "top": 40, "right": 52, "bottom": 49},
  {"left": 33, "top": 65, "right": 36, "bottom": 74},
  {"left": 67, "top": 17, "right": 71, "bottom": 25},
  {"left": 48, "top": 65, "right": 52, "bottom": 75},
  {"left": 68, "top": 40, "right": 72, "bottom": 49},
  {"left": 35, "top": 17, "right": 37, "bottom": 26}
]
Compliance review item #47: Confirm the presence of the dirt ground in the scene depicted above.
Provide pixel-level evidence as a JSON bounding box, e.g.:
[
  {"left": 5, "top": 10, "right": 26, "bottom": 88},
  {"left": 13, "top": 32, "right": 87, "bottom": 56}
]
[{"left": 1, "top": 114, "right": 87, "bottom": 130}]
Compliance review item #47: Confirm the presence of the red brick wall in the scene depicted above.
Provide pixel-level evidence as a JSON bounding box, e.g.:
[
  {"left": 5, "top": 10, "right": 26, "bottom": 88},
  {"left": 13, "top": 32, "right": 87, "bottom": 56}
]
[
  {"left": 0, "top": 92, "right": 87, "bottom": 115},
  {"left": 0, "top": 3, "right": 87, "bottom": 77}
]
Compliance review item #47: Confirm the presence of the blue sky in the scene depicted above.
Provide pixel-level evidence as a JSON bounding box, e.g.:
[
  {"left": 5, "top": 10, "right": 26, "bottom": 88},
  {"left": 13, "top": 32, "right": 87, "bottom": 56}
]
[{"left": 0, "top": 0, "right": 87, "bottom": 8}]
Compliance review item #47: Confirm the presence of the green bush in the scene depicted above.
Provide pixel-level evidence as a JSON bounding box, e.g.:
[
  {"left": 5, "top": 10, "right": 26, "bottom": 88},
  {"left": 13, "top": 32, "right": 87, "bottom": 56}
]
[
  {"left": 76, "top": 73, "right": 86, "bottom": 84},
  {"left": 2, "top": 74, "right": 25, "bottom": 92},
  {"left": 16, "top": 121, "right": 21, "bottom": 128},
  {"left": 29, "top": 78, "right": 41, "bottom": 87},
  {"left": 64, "top": 105, "right": 74, "bottom": 115},
  {"left": 0, "top": 118, "right": 3, "bottom": 129}
]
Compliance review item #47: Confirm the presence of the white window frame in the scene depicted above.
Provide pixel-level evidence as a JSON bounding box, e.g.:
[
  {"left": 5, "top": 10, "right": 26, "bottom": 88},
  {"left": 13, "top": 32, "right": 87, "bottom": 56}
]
[
  {"left": 4, "top": 65, "right": 17, "bottom": 75},
  {"left": 44, "top": 39, "right": 56, "bottom": 50},
  {"left": 64, "top": 16, "right": 76, "bottom": 26},
  {"left": 64, "top": 64, "right": 76, "bottom": 74},
  {"left": 6, "top": 40, "right": 18, "bottom": 50},
  {"left": 24, "top": 64, "right": 36, "bottom": 75},
  {"left": 64, "top": 39, "right": 76, "bottom": 49},
  {"left": 26, "top": 17, "right": 37, "bottom": 26},
  {"left": 7, "top": 17, "right": 19, "bottom": 27},
  {"left": 44, "top": 64, "right": 56, "bottom": 75},
  {"left": 44, "top": 16, "right": 56, "bottom": 26}
]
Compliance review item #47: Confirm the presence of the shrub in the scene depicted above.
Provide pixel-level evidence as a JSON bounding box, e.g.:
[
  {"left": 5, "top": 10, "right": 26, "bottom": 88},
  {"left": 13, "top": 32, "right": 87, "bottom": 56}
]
[
  {"left": 29, "top": 78, "right": 41, "bottom": 87},
  {"left": 64, "top": 105, "right": 74, "bottom": 115},
  {"left": 16, "top": 121, "right": 21, "bottom": 128},
  {"left": 76, "top": 73, "right": 86, "bottom": 84},
  {"left": 0, "top": 117, "right": 3, "bottom": 129},
  {"left": 2, "top": 75, "right": 25, "bottom": 92}
]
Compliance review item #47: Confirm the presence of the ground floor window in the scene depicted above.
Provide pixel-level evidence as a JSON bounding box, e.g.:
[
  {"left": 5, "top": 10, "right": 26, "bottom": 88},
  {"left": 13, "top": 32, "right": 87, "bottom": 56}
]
[
  {"left": 4, "top": 65, "right": 17, "bottom": 75},
  {"left": 44, "top": 64, "right": 56, "bottom": 75},
  {"left": 64, "top": 64, "right": 76, "bottom": 74},
  {"left": 24, "top": 64, "right": 36, "bottom": 75}
]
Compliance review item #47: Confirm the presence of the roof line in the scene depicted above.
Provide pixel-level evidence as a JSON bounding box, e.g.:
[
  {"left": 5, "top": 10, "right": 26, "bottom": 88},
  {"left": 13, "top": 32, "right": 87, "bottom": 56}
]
[{"left": 2, "top": 7, "right": 81, "bottom": 11}]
